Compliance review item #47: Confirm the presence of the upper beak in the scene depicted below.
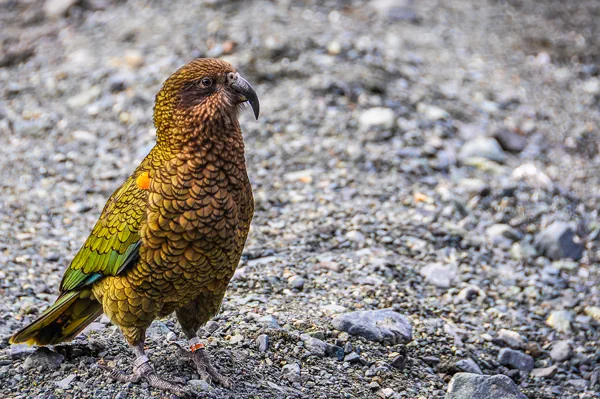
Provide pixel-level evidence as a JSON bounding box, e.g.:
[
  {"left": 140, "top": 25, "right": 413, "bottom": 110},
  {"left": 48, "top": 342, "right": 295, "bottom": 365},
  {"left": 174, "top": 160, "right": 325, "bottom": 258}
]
[{"left": 231, "top": 74, "right": 260, "bottom": 120}]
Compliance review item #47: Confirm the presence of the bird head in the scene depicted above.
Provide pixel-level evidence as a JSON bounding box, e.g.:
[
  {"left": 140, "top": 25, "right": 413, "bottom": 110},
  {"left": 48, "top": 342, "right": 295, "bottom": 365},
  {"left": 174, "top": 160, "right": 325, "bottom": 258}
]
[{"left": 153, "top": 58, "right": 259, "bottom": 138}]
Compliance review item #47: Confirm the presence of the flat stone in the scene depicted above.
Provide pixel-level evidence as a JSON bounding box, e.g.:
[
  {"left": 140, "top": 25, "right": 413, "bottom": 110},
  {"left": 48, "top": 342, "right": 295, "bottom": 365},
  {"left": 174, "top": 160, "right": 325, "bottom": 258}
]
[
  {"left": 82, "top": 322, "right": 106, "bottom": 335},
  {"left": 458, "top": 138, "right": 506, "bottom": 164},
  {"left": 454, "top": 285, "right": 486, "bottom": 304},
  {"left": 494, "top": 128, "right": 528, "bottom": 153},
  {"left": 23, "top": 347, "right": 64, "bottom": 371},
  {"left": 420, "top": 263, "right": 457, "bottom": 288},
  {"left": 9, "top": 344, "right": 36, "bottom": 359},
  {"left": 498, "top": 348, "right": 534, "bottom": 372},
  {"left": 345, "top": 230, "right": 366, "bottom": 243},
  {"left": 258, "top": 315, "right": 280, "bottom": 329},
  {"left": 417, "top": 103, "right": 450, "bottom": 121},
  {"left": 300, "top": 334, "right": 327, "bottom": 357},
  {"left": 71, "top": 130, "right": 98, "bottom": 143},
  {"left": 359, "top": 107, "right": 395, "bottom": 130},
  {"left": 512, "top": 163, "right": 553, "bottom": 189},
  {"left": 456, "top": 358, "right": 482, "bottom": 375},
  {"left": 288, "top": 275, "right": 305, "bottom": 290},
  {"left": 204, "top": 320, "right": 220, "bottom": 333},
  {"left": 531, "top": 365, "right": 558, "bottom": 379},
  {"left": 370, "top": 0, "right": 418, "bottom": 21},
  {"left": 390, "top": 354, "right": 406, "bottom": 370},
  {"left": 546, "top": 310, "right": 573, "bottom": 333},
  {"left": 55, "top": 373, "right": 76, "bottom": 389},
  {"left": 189, "top": 379, "right": 211, "bottom": 390},
  {"left": 229, "top": 334, "right": 244, "bottom": 345},
  {"left": 550, "top": 340, "right": 572, "bottom": 362},
  {"left": 534, "top": 222, "right": 584, "bottom": 261},
  {"left": 44, "top": 0, "right": 78, "bottom": 18},
  {"left": 146, "top": 320, "right": 170, "bottom": 339},
  {"left": 344, "top": 352, "right": 361, "bottom": 363},
  {"left": 256, "top": 334, "right": 269, "bottom": 352},
  {"left": 282, "top": 363, "right": 300, "bottom": 375},
  {"left": 495, "top": 329, "right": 525, "bottom": 350},
  {"left": 446, "top": 373, "right": 527, "bottom": 399},
  {"left": 325, "top": 343, "right": 345, "bottom": 361},
  {"left": 331, "top": 309, "right": 412, "bottom": 344},
  {"left": 486, "top": 224, "right": 522, "bottom": 247},
  {"left": 585, "top": 306, "right": 600, "bottom": 323}
]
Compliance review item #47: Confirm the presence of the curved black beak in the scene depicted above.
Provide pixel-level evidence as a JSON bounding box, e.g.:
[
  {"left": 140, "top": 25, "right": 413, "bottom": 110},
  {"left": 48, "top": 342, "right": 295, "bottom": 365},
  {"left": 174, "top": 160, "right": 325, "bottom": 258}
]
[{"left": 232, "top": 75, "right": 260, "bottom": 119}]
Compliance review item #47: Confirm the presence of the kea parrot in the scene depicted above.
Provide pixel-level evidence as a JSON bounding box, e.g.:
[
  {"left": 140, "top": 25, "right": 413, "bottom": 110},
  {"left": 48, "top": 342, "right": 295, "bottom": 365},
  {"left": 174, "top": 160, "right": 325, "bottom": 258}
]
[{"left": 10, "top": 58, "right": 259, "bottom": 396}]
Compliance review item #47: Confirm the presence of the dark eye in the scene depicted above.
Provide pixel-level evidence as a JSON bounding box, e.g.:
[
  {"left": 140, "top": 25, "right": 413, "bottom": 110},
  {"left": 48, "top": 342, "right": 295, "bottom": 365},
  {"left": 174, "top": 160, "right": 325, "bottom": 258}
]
[{"left": 200, "top": 78, "right": 213, "bottom": 88}]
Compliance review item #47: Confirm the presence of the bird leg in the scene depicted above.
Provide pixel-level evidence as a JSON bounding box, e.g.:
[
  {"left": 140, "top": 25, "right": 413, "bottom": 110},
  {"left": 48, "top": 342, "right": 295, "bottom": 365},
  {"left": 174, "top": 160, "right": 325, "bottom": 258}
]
[
  {"left": 105, "top": 341, "right": 192, "bottom": 397},
  {"left": 176, "top": 336, "right": 232, "bottom": 388}
]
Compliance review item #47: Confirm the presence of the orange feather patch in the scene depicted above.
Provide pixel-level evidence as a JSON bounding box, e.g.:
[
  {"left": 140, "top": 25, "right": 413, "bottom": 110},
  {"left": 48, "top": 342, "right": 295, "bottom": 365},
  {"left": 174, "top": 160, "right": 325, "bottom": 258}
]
[{"left": 136, "top": 172, "right": 150, "bottom": 190}]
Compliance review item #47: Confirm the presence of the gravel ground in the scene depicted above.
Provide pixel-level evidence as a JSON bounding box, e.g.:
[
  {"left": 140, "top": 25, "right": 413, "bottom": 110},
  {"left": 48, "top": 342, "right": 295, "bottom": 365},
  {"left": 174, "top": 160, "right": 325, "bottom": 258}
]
[{"left": 1, "top": 0, "right": 600, "bottom": 398}]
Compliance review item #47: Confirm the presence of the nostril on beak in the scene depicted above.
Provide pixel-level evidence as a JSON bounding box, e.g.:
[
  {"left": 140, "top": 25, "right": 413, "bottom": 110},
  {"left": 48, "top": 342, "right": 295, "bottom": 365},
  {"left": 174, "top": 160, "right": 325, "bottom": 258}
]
[{"left": 227, "top": 72, "right": 237, "bottom": 84}]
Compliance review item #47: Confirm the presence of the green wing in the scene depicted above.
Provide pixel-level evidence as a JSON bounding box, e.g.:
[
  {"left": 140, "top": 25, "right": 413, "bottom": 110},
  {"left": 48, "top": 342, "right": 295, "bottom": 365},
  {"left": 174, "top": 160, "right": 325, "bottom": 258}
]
[{"left": 60, "top": 175, "right": 148, "bottom": 292}]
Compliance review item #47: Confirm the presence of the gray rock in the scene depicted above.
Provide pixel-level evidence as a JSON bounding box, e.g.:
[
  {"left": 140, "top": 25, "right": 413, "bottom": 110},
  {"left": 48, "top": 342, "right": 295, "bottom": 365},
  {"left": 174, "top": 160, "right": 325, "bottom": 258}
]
[
  {"left": 204, "top": 320, "right": 220, "bottom": 333},
  {"left": 498, "top": 348, "right": 534, "bottom": 372},
  {"left": 390, "top": 354, "right": 406, "bottom": 370},
  {"left": 188, "top": 379, "right": 211, "bottom": 391},
  {"left": 370, "top": 0, "right": 418, "bottom": 21},
  {"left": 510, "top": 242, "right": 538, "bottom": 260},
  {"left": 456, "top": 358, "right": 482, "bottom": 375},
  {"left": 567, "top": 379, "right": 587, "bottom": 389},
  {"left": 446, "top": 373, "right": 526, "bottom": 399},
  {"left": 229, "top": 334, "right": 244, "bottom": 345},
  {"left": 146, "top": 320, "right": 170, "bottom": 339},
  {"left": 300, "top": 334, "right": 327, "bottom": 356},
  {"left": 9, "top": 344, "right": 36, "bottom": 359},
  {"left": 496, "top": 329, "right": 525, "bottom": 350},
  {"left": 82, "top": 322, "right": 106, "bottom": 335},
  {"left": 550, "top": 340, "right": 572, "bottom": 362},
  {"left": 534, "top": 222, "right": 584, "bottom": 261},
  {"left": 71, "top": 130, "right": 97, "bottom": 143},
  {"left": 23, "top": 347, "right": 64, "bottom": 371},
  {"left": 494, "top": 128, "right": 528, "bottom": 153},
  {"left": 55, "top": 373, "right": 76, "bottom": 389},
  {"left": 12, "top": 117, "right": 53, "bottom": 136},
  {"left": 345, "top": 230, "right": 366, "bottom": 243},
  {"left": 512, "top": 163, "right": 553, "bottom": 189},
  {"left": 288, "top": 275, "right": 305, "bottom": 290},
  {"left": 585, "top": 306, "right": 600, "bottom": 323},
  {"left": 358, "top": 107, "right": 395, "bottom": 130},
  {"left": 282, "top": 363, "right": 300, "bottom": 375},
  {"left": 417, "top": 103, "right": 450, "bottom": 121},
  {"left": 457, "top": 178, "right": 491, "bottom": 197},
  {"left": 420, "top": 263, "right": 457, "bottom": 288},
  {"left": 44, "top": 0, "right": 78, "bottom": 18},
  {"left": 66, "top": 86, "right": 101, "bottom": 108},
  {"left": 486, "top": 224, "right": 522, "bottom": 247},
  {"left": 454, "top": 285, "right": 486, "bottom": 304},
  {"left": 458, "top": 138, "right": 506, "bottom": 164},
  {"left": 331, "top": 309, "right": 412, "bottom": 344},
  {"left": 325, "top": 343, "right": 345, "bottom": 361},
  {"left": 166, "top": 331, "right": 177, "bottom": 341},
  {"left": 344, "top": 352, "right": 361, "bottom": 363},
  {"left": 546, "top": 310, "right": 573, "bottom": 333},
  {"left": 258, "top": 315, "right": 280, "bottom": 329},
  {"left": 256, "top": 334, "right": 269, "bottom": 352},
  {"left": 531, "top": 365, "right": 558, "bottom": 379}
]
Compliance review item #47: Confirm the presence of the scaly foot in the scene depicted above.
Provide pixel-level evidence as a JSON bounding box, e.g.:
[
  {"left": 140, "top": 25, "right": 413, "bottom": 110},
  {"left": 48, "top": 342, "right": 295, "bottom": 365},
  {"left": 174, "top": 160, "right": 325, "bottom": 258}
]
[
  {"left": 175, "top": 340, "right": 232, "bottom": 388},
  {"left": 102, "top": 355, "right": 195, "bottom": 398}
]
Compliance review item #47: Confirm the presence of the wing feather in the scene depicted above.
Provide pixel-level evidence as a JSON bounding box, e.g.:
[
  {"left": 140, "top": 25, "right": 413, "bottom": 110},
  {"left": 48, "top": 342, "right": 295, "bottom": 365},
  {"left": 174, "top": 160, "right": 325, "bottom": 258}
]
[{"left": 60, "top": 175, "right": 148, "bottom": 292}]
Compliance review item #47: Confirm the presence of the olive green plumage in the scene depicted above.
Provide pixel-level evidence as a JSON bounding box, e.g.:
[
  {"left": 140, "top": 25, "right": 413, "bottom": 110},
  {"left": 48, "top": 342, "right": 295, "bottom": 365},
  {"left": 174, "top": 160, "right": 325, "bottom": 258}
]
[{"left": 11, "top": 58, "right": 256, "bottom": 348}]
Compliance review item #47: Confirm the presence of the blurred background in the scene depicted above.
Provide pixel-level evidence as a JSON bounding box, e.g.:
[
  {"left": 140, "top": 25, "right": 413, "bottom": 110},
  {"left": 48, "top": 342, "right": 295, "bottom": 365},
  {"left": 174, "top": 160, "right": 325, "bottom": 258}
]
[{"left": 1, "top": 0, "right": 600, "bottom": 398}]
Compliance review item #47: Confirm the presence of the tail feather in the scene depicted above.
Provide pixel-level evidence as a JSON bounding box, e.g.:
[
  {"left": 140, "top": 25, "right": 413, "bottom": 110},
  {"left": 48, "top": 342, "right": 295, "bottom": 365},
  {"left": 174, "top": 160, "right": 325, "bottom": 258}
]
[{"left": 10, "top": 290, "right": 103, "bottom": 346}]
